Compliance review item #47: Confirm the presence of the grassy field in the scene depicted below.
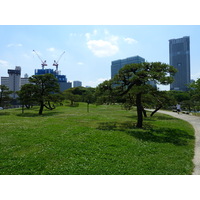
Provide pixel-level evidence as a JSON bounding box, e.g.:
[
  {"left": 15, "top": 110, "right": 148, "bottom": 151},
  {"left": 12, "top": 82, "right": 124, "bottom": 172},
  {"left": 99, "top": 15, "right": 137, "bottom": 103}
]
[{"left": 0, "top": 103, "right": 195, "bottom": 175}]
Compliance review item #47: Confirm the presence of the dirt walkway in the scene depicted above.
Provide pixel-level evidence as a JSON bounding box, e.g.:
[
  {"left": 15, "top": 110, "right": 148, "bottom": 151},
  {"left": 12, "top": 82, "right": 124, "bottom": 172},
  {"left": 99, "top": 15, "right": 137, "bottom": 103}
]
[{"left": 155, "top": 110, "right": 200, "bottom": 175}]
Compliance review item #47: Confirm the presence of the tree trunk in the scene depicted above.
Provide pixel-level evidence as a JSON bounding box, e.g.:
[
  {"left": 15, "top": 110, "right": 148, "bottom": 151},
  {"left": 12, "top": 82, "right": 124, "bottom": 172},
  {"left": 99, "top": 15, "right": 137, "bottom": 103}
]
[
  {"left": 22, "top": 105, "right": 24, "bottom": 114},
  {"left": 39, "top": 101, "right": 44, "bottom": 115},
  {"left": 87, "top": 102, "right": 90, "bottom": 113},
  {"left": 150, "top": 105, "right": 162, "bottom": 117},
  {"left": 142, "top": 106, "right": 147, "bottom": 117},
  {"left": 44, "top": 101, "right": 55, "bottom": 110},
  {"left": 136, "top": 93, "right": 143, "bottom": 128}
]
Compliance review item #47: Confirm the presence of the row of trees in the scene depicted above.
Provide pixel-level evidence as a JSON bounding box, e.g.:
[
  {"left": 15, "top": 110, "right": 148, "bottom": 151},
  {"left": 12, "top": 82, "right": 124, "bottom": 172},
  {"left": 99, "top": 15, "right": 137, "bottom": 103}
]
[
  {"left": 17, "top": 74, "right": 96, "bottom": 115},
  {"left": 1, "top": 62, "right": 200, "bottom": 128},
  {"left": 0, "top": 74, "right": 96, "bottom": 113}
]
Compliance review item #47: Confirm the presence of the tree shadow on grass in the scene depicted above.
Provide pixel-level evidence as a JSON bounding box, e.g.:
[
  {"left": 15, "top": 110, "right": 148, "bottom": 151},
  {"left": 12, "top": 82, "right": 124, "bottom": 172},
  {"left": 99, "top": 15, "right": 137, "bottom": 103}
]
[
  {"left": 127, "top": 128, "right": 194, "bottom": 146},
  {"left": 126, "top": 114, "right": 173, "bottom": 121},
  {"left": 0, "top": 112, "right": 10, "bottom": 116},
  {"left": 97, "top": 121, "right": 153, "bottom": 131},
  {"left": 97, "top": 121, "right": 194, "bottom": 146},
  {"left": 16, "top": 111, "right": 62, "bottom": 117}
]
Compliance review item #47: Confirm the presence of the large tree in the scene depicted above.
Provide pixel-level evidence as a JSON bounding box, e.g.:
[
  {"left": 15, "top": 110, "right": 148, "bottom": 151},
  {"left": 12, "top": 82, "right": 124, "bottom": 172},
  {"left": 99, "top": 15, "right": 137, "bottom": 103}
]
[
  {"left": 17, "top": 84, "right": 36, "bottom": 109},
  {"left": 113, "top": 62, "right": 177, "bottom": 127},
  {"left": 29, "top": 74, "right": 60, "bottom": 115},
  {"left": 107, "top": 62, "right": 177, "bottom": 128}
]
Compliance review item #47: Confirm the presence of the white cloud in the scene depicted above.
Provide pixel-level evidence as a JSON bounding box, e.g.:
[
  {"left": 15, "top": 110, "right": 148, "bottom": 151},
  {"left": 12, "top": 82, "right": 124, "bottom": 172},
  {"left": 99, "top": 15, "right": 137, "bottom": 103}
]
[
  {"left": 87, "top": 40, "right": 119, "bottom": 57},
  {"left": 85, "top": 78, "right": 109, "bottom": 87},
  {"left": 104, "top": 29, "right": 110, "bottom": 35},
  {"left": 85, "top": 29, "right": 137, "bottom": 57},
  {"left": 7, "top": 43, "right": 22, "bottom": 47},
  {"left": 123, "top": 37, "right": 138, "bottom": 44},
  {"left": 47, "top": 47, "right": 56, "bottom": 52},
  {"left": 0, "top": 59, "right": 9, "bottom": 67},
  {"left": 191, "top": 73, "right": 200, "bottom": 81},
  {"left": 77, "top": 62, "right": 84, "bottom": 65},
  {"left": 107, "top": 35, "right": 119, "bottom": 44},
  {"left": 85, "top": 29, "right": 97, "bottom": 40},
  {"left": 85, "top": 33, "right": 91, "bottom": 40},
  {"left": 70, "top": 33, "right": 77, "bottom": 37},
  {"left": 85, "top": 29, "right": 119, "bottom": 57}
]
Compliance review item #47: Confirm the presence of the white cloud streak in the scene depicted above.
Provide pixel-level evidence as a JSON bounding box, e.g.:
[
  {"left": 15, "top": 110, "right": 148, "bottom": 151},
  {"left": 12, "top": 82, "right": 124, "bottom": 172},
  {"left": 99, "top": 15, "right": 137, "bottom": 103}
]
[
  {"left": 85, "top": 78, "right": 109, "bottom": 87},
  {"left": 123, "top": 37, "right": 138, "bottom": 44},
  {"left": 87, "top": 40, "right": 119, "bottom": 57},
  {"left": 85, "top": 29, "right": 137, "bottom": 57},
  {"left": 85, "top": 30, "right": 119, "bottom": 57},
  {"left": 7, "top": 43, "right": 22, "bottom": 47},
  {"left": 77, "top": 62, "right": 84, "bottom": 65},
  {"left": 47, "top": 47, "right": 56, "bottom": 52},
  {"left": 0, "top": 59, "right": 9, "bottom": 67}
]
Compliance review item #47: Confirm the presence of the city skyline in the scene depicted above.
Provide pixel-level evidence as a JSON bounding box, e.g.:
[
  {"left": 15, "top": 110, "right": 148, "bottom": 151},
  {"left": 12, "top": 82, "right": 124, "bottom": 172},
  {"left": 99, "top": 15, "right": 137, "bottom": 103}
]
[{"left": 0, "top": 25, "right": 200, "bottom": 90}]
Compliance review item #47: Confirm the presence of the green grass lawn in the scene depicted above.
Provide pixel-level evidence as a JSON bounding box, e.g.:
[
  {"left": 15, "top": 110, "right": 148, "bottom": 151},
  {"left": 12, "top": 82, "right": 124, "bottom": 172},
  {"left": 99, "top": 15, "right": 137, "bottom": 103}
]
[{"left": 0, "top": 103, "right": 195, "bottom": 175}]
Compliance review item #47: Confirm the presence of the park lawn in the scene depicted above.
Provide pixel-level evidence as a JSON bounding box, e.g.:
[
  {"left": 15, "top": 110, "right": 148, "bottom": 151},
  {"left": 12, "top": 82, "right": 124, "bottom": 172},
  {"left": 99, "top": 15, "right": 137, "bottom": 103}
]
[{"left": 0, "top": 103, "right": 195, "bottom": 175}]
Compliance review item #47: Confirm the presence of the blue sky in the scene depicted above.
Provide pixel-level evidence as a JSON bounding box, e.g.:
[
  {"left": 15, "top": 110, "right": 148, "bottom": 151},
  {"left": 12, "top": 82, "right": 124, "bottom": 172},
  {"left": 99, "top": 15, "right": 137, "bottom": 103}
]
[{"left": 0, "top": 25, "right": 200, "bottom": 89}]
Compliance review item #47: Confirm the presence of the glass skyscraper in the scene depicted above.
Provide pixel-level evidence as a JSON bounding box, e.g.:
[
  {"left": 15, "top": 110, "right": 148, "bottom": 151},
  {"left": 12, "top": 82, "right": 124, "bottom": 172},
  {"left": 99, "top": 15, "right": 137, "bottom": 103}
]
[
  {"left": 111, "top": 55, "right": 145, "bottom": 78},
  {"left": 169, "top": 36, "right": 190, "bottom": 91}
]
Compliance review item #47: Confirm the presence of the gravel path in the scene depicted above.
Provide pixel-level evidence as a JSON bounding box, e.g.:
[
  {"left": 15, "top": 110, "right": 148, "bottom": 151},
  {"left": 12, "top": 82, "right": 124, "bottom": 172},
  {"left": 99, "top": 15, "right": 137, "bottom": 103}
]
[{"left": 155, "top": 110, "right": 200, "bottom": 175}]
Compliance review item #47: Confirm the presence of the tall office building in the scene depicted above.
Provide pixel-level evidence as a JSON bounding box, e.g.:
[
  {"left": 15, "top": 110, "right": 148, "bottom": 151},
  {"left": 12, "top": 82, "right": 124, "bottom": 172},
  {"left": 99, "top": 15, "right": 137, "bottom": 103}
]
[
  {"left": 8, "top": 66, "right": 21, "bottom": 99},
  {"left": 73, "top": 81, "right": 82, "bottom": 88},
  {"left": 111, "top": 55, "right": 145, "bottom": 78},
  {"left": 1, "top": 67, "right": 29, "bottom": 99},
  {"left": 111, "top": 55, "right": 157, "bottom": 88},
  {"left": 169, "top": 36, "right": 190, "bottom": 91}
]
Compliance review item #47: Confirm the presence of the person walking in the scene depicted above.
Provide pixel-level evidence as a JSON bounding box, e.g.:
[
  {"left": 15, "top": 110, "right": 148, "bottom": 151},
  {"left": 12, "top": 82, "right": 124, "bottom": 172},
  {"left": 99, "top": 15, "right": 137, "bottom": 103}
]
[{"left": 176, "top": 103, "right": 181, "bottom": 114}]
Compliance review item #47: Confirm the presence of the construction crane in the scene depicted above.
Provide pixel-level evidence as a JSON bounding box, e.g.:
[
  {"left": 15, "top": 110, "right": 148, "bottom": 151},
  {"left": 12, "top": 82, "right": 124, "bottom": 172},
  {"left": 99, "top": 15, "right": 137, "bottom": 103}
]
[
  {"left": 53, "top": 51, "right": 65, "bottom": 72},
  {"left": 33, "top": 50, "right": 47, "bottom": 69}
]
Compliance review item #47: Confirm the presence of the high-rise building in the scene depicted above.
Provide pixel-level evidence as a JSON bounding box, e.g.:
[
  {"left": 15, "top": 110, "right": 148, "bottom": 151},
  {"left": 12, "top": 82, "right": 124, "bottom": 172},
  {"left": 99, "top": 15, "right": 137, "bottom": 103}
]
[
  {"left": 1, "top": 67, "right": 30, "bottom": 99},
  {"left": 35, "top": 68, "right": 71, "bottom": 92},
  {"left": 169, "top": 36, "right": 190, "bottom": 91},
  {"left": 111, "top": 55, "right": 157, "bottom": 88},
  {"left": 111, "top": 55, "right": 145, "bottom": 79},
  {"left": 73, "top": 81, "right": 82, "bottom": 88},
  {"left": 7, "top": 66, "right": 21, "bottom": 99}
]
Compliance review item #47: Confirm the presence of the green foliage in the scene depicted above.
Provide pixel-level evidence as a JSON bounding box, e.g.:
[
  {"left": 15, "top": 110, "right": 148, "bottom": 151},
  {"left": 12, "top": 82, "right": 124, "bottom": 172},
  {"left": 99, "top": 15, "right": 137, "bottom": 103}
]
[
  {"left": 0, "top": 85, "right": 12, "bottom": 107},
  {"left": 63, "top": 87, "right": 96, "bottom": 106},
  {"left": 168, "top": 90, "right": 190, "bottom": 103},
  {"left": 96, "top": 62, "right": 177, "bottom": 128},
  {"left": 190, "top": 78, "right": 200, "bottom": 101},
  {"left": 28, "top": 74, "right": 60, "bottom": 114},
  {"left": 96, "top": 80, "right": 120, "bottom": 105},
  {"left": 0, "top": 104, "right": 194, "bottom": 175},
  {"left": 17, "top": 84, "right": 36, "bottom": 108},
  {"left": 63, "top": 87, "right": 81, "bottom": 106}
]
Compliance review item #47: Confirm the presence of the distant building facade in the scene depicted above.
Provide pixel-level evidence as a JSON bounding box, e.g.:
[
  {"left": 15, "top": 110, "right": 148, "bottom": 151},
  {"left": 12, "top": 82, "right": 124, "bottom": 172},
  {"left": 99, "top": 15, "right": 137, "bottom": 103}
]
[
  {"left": 21, "top": 73, "right": 29, "bottom": 87},
  {"left": 1, "top": 77, "right": 9, "bottom": 88},
  {"left": 35, "top": 68, "right": 71, "bottom": 92},
  {"left": 111, "top": 55, "right": 156, "bottom": 88},
  {"left": 1, "top": 68, "right": 29, "bottom": 97},
  {"left": 73, "top": 81, "right": 82, "bottom": 88},
  {"left": 169, "top": 36, "right": 190, "bottom": 91},
  {"left": 1, "top": 66, "right": 25, "bottom": 99},
  {"left": 111, "top": 55, "right": 145, "bottom": 78}
]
